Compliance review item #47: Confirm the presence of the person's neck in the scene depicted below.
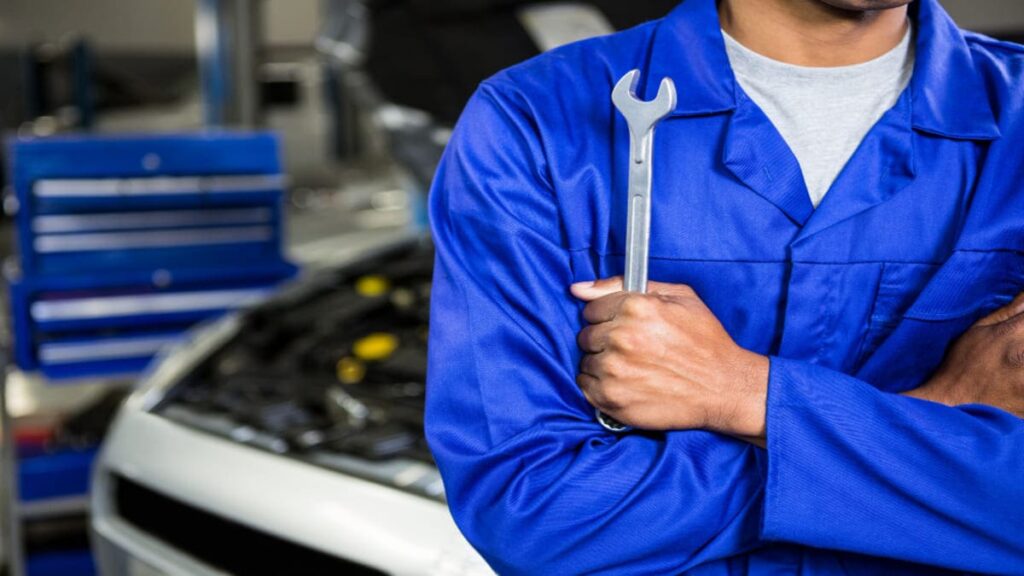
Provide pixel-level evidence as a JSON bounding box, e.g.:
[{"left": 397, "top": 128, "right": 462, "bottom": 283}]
[{"left": 718, "top": 0, "right": 909, "bottom": 67}]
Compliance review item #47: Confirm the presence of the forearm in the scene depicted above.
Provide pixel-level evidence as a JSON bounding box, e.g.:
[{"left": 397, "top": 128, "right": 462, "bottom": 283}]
[{"left": 761, "top": 357, "right": 1024, "bottom": 573}]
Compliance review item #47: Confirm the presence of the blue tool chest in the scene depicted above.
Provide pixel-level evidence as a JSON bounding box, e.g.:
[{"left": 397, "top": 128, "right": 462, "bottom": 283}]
[{"left": 6, "top": 132, "right": 298, "bottom": 379}]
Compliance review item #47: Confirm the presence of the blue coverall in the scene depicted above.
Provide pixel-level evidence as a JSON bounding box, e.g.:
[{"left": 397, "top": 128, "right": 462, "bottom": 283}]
[{"left": 426, "top": 0, "right": 1024, "bottom": 573}]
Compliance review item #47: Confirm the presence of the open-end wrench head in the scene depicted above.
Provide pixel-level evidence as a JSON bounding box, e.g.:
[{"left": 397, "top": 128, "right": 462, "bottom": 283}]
[
  {"left": 612, "top": 70, "right": 677, "bottom": 163},
  {"left": 612, "top": 70, "right": 677, "bottom": 132},
  {"left": 612, "top": 69, "right": 642, "bottom": 105}
]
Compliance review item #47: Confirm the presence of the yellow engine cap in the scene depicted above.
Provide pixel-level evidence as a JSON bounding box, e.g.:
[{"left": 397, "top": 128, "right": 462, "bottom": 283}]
[
  {"left": 353, "top": 332, "right": 400, "bottom": 361},
  {"left": 355, "top": 275, "right": 391, "bottom": 297},
  {"left": 336, "top": 357, "right": 366, "bottom": 384}
]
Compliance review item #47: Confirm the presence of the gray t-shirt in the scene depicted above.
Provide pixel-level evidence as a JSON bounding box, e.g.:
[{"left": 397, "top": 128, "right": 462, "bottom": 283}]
[{"left": 723, "top": 28, "right": 915, "bottom": 208}]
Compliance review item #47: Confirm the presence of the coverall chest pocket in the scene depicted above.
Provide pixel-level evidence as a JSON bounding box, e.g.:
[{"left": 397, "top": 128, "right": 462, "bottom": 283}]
[
  {"left": 902, "top": 251, "right": 1024, "bottom": 322},
  {"left": 858, "top": 261, "right": 942, "bottom": 363},
  {"left": 856, "top": 251, "right": 1024, "bottom": 387}
]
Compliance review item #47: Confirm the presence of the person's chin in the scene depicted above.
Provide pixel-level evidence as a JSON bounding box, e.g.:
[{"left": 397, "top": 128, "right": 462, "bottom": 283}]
[{"left": 816, "top": 0, "right": 913, "bottom": 12}]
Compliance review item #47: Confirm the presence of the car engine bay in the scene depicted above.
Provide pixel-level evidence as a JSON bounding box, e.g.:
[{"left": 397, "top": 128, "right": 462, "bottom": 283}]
[{"left": 153, "top": 241, "right": 444, "bottom": 501}]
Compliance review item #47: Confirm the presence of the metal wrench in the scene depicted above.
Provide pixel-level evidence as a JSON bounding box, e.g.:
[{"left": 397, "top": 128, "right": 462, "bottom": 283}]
[
  {"left": 614, "top": 69, "right": 677, "bottom": 293},
  {"left": 596, "top": 69, "right": 677, "bottom": 433}
]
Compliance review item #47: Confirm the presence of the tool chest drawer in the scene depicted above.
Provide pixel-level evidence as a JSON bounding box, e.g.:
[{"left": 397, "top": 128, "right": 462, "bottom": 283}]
[
  {"left": 27, "top": 205, "right": 282, "bottom": 276},
  {"left": 5, "top": 132, "right": 298, "bottom": 379},
  {"left": 9, "top": 133, "right": 289, "bottom": 277},
  {"left": 9, "top": 252, "right": 295, "bottom": 379}
]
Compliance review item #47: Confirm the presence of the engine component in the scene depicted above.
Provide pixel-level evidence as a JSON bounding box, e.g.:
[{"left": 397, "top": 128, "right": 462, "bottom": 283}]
[{"left": 156, "top": 243, "right": 437, "bottom": 475}]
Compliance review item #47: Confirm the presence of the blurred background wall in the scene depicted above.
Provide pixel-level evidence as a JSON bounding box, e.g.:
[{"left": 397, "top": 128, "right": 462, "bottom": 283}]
[
  {"left": 0, "top": 0, "right": 318, "bottom": 51},
  {"left": 942, "top": 0, "right": 1024, "bottom": 33},
  {"left": 0, "top": 0, "right": 1020, "bottom": 188},
  {"left": 0, "top": 0, "right": 1021, "bottom": 54}
]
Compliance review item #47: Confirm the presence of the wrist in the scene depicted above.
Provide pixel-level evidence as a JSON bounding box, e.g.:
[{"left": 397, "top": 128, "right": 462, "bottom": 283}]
[
  {"left": 906, "top": 373, "right": 967, "bottom": 407},
  {"left": 715, "top": 350, "right": 769, "bottom": 437}
]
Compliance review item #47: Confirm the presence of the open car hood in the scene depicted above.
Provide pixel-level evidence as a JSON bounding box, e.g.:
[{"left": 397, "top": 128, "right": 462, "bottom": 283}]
[{"left": 148, "top": 239, "right": 443, "bottom": 500}]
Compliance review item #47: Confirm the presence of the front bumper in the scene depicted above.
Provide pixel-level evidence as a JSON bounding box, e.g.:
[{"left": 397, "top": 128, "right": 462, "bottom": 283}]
[{"left": 91, "top": 406, "right": 490, "bottom": 576}]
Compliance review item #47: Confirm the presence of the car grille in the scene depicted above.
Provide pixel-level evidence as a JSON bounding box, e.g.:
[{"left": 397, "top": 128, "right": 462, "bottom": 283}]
[{"left": 113, "top": 475, "right": 387, "bottom": 575}]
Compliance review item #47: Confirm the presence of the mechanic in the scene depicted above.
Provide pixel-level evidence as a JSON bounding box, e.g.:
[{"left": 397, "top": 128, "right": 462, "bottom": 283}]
[{"left": 427, "top": 0, "right": 1024, "bottom": 573}]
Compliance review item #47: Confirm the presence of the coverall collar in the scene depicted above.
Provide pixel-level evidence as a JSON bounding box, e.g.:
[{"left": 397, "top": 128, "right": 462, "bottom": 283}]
[{"left": 644, "top": 0, "right": 1000, "bottom": 141}]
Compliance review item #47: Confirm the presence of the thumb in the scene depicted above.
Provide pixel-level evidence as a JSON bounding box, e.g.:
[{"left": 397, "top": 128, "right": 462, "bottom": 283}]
[
  {"left": 975, "top": 292, "right": 1024, "bottom": 327},
  {"left": 570, "top": 276, "right": 624, "bottom": 302}
]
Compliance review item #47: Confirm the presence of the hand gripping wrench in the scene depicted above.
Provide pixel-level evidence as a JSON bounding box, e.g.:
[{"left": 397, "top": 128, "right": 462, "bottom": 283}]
[{"left": 596, "top": 70, "right": 677, "bottom": 433}]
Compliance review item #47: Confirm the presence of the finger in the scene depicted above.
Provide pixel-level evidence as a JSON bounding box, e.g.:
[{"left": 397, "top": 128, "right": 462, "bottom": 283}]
[
  {"left": 579, "top": 353, "right": 602, "bottom": 378},
  {"left": 576, "top": 373, "right": 600, "bottom": 403},
  {"left": 583, "top": 291, "right": 631, "bottom": 324},
  {"left": 576, "top": 372, "right": 614, "bottom": 414},
  {"left": 577, "top": 324, "right": 613, "bottom": 353},
  {"left": 571, "top": 276, "right": 624, "bottom": 302},
  {"left": 976, "top": 292, "right": 1024, "bottom": 327}
]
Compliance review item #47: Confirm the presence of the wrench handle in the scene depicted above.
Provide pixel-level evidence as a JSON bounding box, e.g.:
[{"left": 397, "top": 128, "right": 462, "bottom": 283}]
[{"left": 624, "top": 129, "right": 654, "bottom": 293}]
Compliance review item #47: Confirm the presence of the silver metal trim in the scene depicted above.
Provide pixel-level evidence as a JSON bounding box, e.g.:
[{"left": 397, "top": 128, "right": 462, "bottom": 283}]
[
  {"left": 32, "top": 288, "right": 271, "bottom": 322},
  {"left": 34, "top": 226, "right": 274, "bottom": 253},
  {"left": 18, "top": 495, "right": 90, "bottom": 521},
  {"left": 33, "top": 174, "right": 286, "bottom": 198},
  {"left": 32, "top": 208, "right": 273, "bottom": 234},
  {"left": 39, "top": 335, "right": 183, "bottom": 364}
]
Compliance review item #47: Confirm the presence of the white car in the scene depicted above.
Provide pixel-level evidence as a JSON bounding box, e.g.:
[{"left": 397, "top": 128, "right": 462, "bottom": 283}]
[{"left": 90, "top": 239, "right": 493, "bottom": 576}]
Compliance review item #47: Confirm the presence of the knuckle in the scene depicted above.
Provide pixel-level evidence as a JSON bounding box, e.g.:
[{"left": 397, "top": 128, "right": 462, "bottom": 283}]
[
  {"left": 620, "top": 296, "right": 648, "bottom": 317},
  {"left": 603, "top": 354, "right": 632, "bottom": 381},
  {"left": 607, "top": 329, "right": 634, "bottom": 352},
  {"left": 658, "top": 285, "right": 695, "bottom": 305},
  {"left": 618, "top": 297, "right": 637, "bottom": 316},
  {"left": 600, "top": 355, "right": 620, "bottom": 378}
]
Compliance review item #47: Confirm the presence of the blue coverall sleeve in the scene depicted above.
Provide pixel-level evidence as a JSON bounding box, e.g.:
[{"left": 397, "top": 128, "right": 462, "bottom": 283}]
[
  {"left": 426, "top": 83, "right": 766, "bottom": 575},
  {"left": 763, "top": 357, "right": 1024, "bottom": 573}
]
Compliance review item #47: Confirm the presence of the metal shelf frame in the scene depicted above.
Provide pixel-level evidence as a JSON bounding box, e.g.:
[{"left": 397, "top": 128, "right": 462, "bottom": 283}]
[{"left": 2, "top": 365, "right": 26, "bottom": 576}]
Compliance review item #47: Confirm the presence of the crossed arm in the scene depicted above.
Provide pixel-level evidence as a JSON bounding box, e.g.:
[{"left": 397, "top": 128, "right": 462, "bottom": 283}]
[{"left": 572, "top": 276, "right": 1024, "bottom": 443}]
